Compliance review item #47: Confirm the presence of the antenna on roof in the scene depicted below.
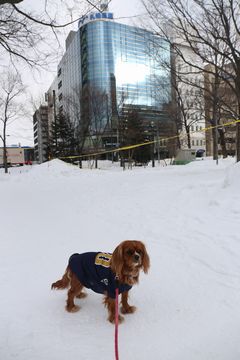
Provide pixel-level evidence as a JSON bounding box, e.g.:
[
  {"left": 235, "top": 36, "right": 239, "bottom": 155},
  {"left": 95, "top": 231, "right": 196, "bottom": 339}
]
[{"left": 99, "top": 1, "right": 108, "bottom": 12}]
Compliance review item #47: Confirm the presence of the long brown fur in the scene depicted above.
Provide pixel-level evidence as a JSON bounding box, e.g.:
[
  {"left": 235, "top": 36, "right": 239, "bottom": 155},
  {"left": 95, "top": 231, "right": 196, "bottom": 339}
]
[{"left": 51, "top": 240, "right": 150, "bottom": 323}]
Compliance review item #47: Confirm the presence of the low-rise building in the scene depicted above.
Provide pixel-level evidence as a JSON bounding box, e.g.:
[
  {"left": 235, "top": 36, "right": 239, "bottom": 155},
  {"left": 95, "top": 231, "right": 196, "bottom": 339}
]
[{"left": 33, "top": 105, "right": 49, "bottom": 163}]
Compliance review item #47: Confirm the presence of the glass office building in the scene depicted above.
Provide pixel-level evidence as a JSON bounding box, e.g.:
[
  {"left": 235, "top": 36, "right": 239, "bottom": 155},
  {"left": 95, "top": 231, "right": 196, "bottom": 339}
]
[
  {"left": 52, "top": 9, "right": 173, "bottom": 152},
  {"left": 79, "top": 16, "right": 171, "bottom": 115}
]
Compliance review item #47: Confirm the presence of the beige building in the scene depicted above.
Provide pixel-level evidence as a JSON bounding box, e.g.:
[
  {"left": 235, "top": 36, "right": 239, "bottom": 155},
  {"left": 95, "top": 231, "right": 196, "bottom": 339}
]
[{"left": 170, "top": 31, "right": 206, "bottom": 152}]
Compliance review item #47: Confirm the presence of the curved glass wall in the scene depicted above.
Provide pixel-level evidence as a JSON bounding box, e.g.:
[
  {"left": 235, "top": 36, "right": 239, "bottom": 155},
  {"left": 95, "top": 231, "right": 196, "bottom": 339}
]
[{"left": 80, "top": 20, "right": 171, "bottom": 115}]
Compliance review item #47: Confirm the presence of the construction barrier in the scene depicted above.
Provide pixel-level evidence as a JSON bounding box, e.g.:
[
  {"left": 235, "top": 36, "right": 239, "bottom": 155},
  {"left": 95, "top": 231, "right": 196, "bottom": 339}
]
[{"left": 59, "top": 119, "right": 240, "bottom": 161}]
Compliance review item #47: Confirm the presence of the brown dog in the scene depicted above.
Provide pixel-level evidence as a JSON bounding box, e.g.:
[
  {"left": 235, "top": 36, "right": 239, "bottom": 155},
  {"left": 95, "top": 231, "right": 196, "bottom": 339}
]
[{"left": 51, "top": 240, "right": 150, "bottom": 323}]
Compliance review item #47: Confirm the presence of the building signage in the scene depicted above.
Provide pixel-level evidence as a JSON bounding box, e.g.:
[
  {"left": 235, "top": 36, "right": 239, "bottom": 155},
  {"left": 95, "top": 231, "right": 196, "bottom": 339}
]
[{"left": 78, "top": 12, "right": 113, "bottom": 28}]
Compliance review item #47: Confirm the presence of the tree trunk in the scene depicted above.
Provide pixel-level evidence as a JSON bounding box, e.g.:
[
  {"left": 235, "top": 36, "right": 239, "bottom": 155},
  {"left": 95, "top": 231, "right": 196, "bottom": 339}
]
[
  {"left": 3, "top": 140, "right": 8, "bottom": 174},
  {"left": 3, "top": 119, "right": 8, "bottom": 173},
  {"left": 218, "top": 129, "right": 227, "bottom": 158},
  {"left": 212, "top": 127, "right": 218, "bottom": 161},
  {"left": 0, "top": 0, "right": 23, "bottom": 4},
  {"left": 235, "top": 101, "right": 240, "bottom": 162},
  {"left": 186, "top": 127, "right": 191, "bottom": 148},
  {"left": 236, "top": 122, "right": 240, "bottom": 162}
]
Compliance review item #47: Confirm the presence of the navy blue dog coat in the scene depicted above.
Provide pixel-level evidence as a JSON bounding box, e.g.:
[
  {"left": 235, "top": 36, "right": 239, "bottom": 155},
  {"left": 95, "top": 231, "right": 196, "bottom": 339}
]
[{"left": 68, "top": 252, "right": 132, "bottom": 299}]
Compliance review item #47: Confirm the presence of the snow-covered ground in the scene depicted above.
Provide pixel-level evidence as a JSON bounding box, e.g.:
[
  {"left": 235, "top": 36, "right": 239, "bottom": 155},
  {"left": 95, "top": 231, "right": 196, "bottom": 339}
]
[{"left": 0, "top": 158, "right": 240, "bottom": 360}]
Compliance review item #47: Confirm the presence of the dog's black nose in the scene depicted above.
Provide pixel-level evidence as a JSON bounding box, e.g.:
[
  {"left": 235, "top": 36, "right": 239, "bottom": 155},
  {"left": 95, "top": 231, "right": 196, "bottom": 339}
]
[{"left": 134, "top": 254, "right": 140, "bottom": 261}]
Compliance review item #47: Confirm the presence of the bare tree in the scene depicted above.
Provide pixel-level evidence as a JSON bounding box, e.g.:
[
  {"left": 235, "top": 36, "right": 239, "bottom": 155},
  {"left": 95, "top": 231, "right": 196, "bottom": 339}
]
[
  {"left": 0, "top": 1, "right": 23, "bottom": 4},
  {"left": 162, "top": 66, "right": 205, "bottom": 149},
  {"left": 85, "top": 85, "right": 110, "bottom": 167},
  {"left": 0, "top": 70, "right": 25, "bottom": 173},
  {"left": 0, "top": 1, "right": 112, "bottom": 68},
  {"left": 141, "top": 0, "right": 240, "bottom": 161},
  {"left": 141, "top": 17, "right": 206, "bottom": 151},
  {"left": 89, "top": 87, "right": 109, "bottom": 146},
  {"left": 205, "top": 61, "right": 239, "bottom": 158},
  {"left": 58, "top": 84, "right": 111, "bottom": 167},
  {"left": 64, "top": 86, "right": 92, "bottom": 158}
]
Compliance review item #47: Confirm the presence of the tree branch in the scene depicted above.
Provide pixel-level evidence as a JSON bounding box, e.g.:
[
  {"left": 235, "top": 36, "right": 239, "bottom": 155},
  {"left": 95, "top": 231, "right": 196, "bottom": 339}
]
[{"left": 0, "top": 0, "right": 23, "bottom": 4}]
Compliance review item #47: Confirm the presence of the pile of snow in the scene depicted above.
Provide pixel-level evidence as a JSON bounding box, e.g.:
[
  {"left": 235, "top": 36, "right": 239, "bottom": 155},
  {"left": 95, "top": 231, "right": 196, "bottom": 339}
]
[
  {"left": 28, "top": 159, "right": 81, "bottom": 177},
  {"left": 0, "top": 157, "right": 240, "bottom": 360},
  {"left": 222, "top": 161, "right": 240, "bottom": 189}
]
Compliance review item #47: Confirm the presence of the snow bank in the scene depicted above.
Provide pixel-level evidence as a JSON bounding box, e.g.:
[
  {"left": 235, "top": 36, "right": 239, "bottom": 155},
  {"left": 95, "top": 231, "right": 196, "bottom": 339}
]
[
  {"left": 0, "top": 158, "right": 240, "bottom": 360},
  {"left": 222, "top": 161, "right": 240, "bottom": 189}
]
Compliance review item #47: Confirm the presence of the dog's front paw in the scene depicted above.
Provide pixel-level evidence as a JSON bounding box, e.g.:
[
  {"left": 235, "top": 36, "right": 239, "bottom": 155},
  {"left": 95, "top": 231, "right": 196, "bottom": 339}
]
[
  {"left": 121, "top": 305, "right": 136, "bottom": 314},
  {"left": 66, "top": 305, "right": 80, "bottom": 313},
  {"left": 108, "top": 314, "right": 124, "bottom": 324}
]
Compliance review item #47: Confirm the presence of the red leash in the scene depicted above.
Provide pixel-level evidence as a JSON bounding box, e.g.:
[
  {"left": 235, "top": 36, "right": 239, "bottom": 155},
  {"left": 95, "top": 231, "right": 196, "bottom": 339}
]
[{"left": 115, "top": 279, "right": 120, "bottom": 360}]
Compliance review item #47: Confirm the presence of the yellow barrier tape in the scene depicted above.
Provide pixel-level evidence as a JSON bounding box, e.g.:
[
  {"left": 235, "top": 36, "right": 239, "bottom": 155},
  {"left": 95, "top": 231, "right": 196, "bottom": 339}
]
[{"left": 59, "top": 119, "right": 240, "bottom": 160}]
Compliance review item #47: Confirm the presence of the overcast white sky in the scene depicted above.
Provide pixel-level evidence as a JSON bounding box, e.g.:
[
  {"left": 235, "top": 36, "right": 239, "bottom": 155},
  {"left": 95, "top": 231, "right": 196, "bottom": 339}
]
[{"left": 3, "top": 0, "right": 145, "bottom": 147}]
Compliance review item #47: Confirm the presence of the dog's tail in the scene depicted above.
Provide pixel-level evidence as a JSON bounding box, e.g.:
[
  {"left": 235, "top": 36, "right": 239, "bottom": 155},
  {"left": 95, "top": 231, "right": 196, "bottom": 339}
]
[{"left": 51, "top": 267, "right": 71, "bottom": 290}]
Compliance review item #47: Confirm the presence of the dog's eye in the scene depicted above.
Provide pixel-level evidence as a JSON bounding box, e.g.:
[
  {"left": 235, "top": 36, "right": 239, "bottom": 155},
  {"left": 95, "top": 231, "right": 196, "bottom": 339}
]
[{"left": 126, "top": 249, "right": 134, "bottom": 256}]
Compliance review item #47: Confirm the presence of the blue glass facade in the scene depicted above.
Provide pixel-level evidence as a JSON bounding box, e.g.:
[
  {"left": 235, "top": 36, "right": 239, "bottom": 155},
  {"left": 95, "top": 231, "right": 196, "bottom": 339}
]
[
  {"left": 80, "top": 20, "right": 171, "bottom": 115},
  {"left": 53, "top": 14, "right": 172, "bottom": 145}
]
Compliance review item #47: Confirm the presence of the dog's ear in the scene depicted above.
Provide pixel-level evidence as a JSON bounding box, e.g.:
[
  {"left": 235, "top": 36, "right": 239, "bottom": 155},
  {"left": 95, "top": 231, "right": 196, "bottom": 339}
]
[
  {"left": 111, "top": 243, "right": 124, "bottom": 277},
  {"left": 140, "top": 243, "right": 150, "bottom": 274}
]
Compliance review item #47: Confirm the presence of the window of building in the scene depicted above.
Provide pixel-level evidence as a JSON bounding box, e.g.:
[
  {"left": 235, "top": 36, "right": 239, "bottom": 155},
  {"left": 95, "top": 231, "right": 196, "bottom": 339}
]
[{"left": 58, "top": 80, "right": 62, "bottom": 89}]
